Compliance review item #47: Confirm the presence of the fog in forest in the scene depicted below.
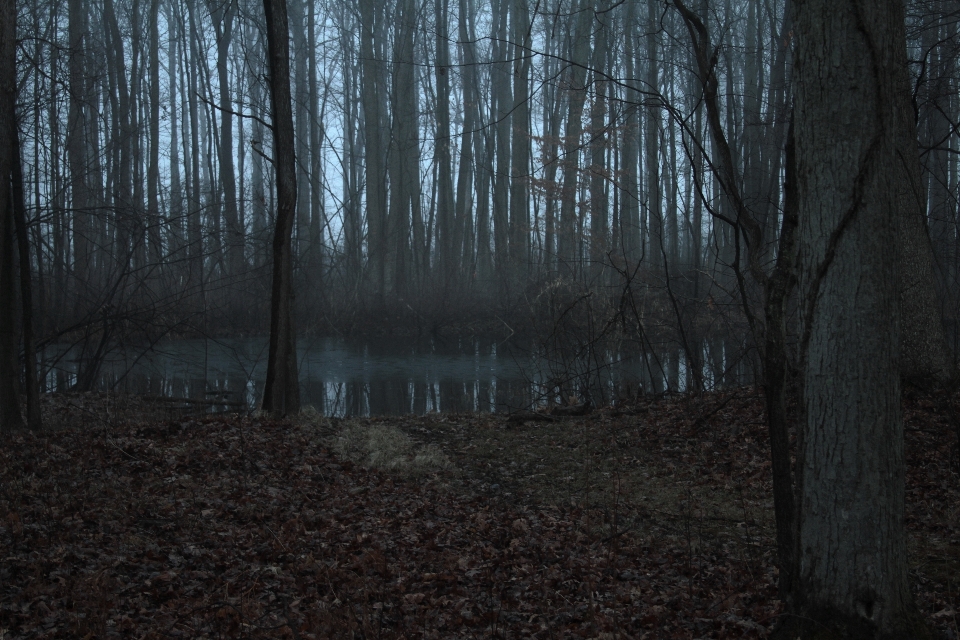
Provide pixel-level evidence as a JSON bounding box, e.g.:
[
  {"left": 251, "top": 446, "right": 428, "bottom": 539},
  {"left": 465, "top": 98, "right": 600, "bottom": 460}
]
[{"left": 6, "top": 0, "right": 960, "bottom": 411}]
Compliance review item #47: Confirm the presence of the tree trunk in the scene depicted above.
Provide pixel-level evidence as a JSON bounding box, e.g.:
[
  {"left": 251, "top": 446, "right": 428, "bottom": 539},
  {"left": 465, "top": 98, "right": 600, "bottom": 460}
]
[
  {"left": 147, "top": 0, "right": 162, "bottom": 267},
  {"left": 104, "top": 0, "right": 135, "bottom": 273},
  {"left": 307, "top": 0, "right": 325, "bottom": 283},
  {"left": 289, "top": 0, "right": 311, "bottom": 266},
  {"left": 589, "top": 6, "right": 609, "bottom": 282},
  {"left": 247, "top": 21, "right": 267, "bottom": 253},
  {"left": 67, "top": 0, "right": 90, "bottom": 308},
  {"left": 491, "top": 0, "right": 511, "bottom": 284},
  {"left": 509, "top": 0, "right": 531, "bottom": 280},
  {"left": 166, "top": 0, "right": 184, "bottom": 272},
  {"left": 897, "top": 103, "right": 955, "bottom": 385},
  {"left": 454, "top": 0, "right": 477, "bottom": 282},
  {"left": 673, "top": 0, "right": 796, "bottom": 602},
  {"left": 128, "top": 0, "right": 145, "bottom": 272},
  {"left": 43, "top": 17, "right": 58, "bottom": 336},
  {"left": 435, "top": 0, "right": 454, "bottom": 284},
  {"left": 644, "top": 0, "right": 662, "bottom": 273},
  {"left": 11, "top": 105, "right": 41, "bottom": 429},
  {"left": 0, "top": 0, "right": 23, "bottom": 431},
  {"left": 620, "top": 0, "right": 641, "bottom": 265},
  {"left": 386, "top": 0, "right": 417, "bottom": 297},
  {"left": 261, "top": 0, "right": 301, "bottom": 417},
  {"left": 359, "top": 0, "right": 387, "bottom": 298},
  {"left": 780, "top": 0, "right": 935, "bottom": 636},
  {"left": 557, "top": 0, "right": 592, "bottom": 275},
  {"left": 212, "top": 0, "right": 243, "bottom": 282},
  {"left": 338, "top": 4, "right": 361, "bottom": 286},
  {"left": 186, "top": 0, "right": 203, "bottom": 298}
]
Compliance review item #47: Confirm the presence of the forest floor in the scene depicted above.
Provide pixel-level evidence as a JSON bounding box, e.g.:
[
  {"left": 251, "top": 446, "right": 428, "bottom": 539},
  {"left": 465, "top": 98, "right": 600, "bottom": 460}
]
[{"left": 1, "top": 388, "right": 958, "bottom": 639}]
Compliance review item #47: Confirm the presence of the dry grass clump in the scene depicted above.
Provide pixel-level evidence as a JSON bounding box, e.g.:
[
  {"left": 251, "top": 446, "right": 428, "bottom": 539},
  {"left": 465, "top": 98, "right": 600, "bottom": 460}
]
[{"left": 333, "top": 421, "right": 452, "bottom": 477}]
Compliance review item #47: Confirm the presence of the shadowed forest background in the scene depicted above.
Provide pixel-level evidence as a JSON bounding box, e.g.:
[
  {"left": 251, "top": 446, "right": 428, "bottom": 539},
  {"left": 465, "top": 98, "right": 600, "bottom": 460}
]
[
  {"left": 2, "top": 1, "right": 960, "bottom": 636},
  {"left": 6, "top": 0, "right": 960, "bottom": 403}
]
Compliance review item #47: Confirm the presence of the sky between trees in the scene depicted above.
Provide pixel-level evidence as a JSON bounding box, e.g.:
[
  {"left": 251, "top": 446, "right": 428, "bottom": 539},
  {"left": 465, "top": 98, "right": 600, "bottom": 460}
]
[{"left": 6, "top": 0, "right": 960, "bottom": 377}]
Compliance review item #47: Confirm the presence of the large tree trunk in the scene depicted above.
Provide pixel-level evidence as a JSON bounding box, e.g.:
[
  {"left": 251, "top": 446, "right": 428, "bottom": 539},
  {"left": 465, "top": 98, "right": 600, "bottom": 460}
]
[
  {"left": 261, "top": 0, "right": 300, "bottom": 417},
  {"left": 780, "top": 0, "right": 935, "bottom": 636}
]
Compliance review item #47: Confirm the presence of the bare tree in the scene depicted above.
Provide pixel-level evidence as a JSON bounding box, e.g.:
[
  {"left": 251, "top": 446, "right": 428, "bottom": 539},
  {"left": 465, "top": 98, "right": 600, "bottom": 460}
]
[{"left": 261, "top": 0, "right": 301, "bottom": 417}]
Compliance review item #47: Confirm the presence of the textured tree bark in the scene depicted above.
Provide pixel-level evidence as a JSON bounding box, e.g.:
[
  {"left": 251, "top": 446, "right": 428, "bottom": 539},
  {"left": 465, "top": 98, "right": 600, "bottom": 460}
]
[
  {"left": 780, "top": 0, "right": 934, "bottom": 636},
  {"left": 261, "top": 0, "right": 301, "bottom": 417}
]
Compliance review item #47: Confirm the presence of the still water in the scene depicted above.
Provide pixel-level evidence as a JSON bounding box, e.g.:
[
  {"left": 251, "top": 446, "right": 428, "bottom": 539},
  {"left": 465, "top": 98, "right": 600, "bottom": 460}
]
[{"left": 42, "top": 336, "right": 750, "bottom": 416}]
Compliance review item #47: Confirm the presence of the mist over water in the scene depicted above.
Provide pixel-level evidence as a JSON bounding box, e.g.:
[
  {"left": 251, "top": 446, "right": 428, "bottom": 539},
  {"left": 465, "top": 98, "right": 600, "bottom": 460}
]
[{"left": 42, "top": 336, "right": 751, "bottom": 416}]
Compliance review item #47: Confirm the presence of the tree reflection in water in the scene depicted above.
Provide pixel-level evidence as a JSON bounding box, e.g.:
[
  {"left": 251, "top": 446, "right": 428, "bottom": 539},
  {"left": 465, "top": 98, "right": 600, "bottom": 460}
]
[{"left": 41, "top": 335, "right": 752, "bottom": 416}]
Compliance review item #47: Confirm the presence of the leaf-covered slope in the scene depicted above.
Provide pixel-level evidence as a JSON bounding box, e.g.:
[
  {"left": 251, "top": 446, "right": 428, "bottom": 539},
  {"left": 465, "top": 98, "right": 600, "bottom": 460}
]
[{"left": 1, "top": 388, "right": 956, "bottom": 639}]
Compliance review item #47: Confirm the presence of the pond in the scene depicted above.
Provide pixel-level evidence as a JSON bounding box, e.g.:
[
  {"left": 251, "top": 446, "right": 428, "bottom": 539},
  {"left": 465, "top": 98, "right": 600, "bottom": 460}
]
[{"left": 41, "top": 335, "right": 751, "bottom": 416}]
